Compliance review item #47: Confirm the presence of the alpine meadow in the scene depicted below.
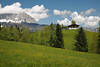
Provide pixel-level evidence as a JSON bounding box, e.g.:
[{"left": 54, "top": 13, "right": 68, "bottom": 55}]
[{"left": 0, "top": 0, "right": 100, "bottom": 67}]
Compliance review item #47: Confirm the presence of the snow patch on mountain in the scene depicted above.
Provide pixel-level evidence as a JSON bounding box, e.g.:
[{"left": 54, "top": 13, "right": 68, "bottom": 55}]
[{"left": 0, "top": 12, "right": 36, "bottom": 23}]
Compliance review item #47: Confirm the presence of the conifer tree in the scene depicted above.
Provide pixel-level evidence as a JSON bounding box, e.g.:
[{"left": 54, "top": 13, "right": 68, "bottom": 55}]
[
  {"left": 97, "top": 21, "right": 100, "bottom": 54},
  {"left": 54, "top": 24, "right": 64, "bottom": 48},
  {"left": 40, "top": 30, "right": 45, "bottom": 45},
  {"left": 13, "top": 26, "right": 20, "bottom": 41},
  {"left": 0, "top": 23, "right": 2, "bottom": 33},
  {"left": 28, "top": 32, "right": 34, "bottom": 43},
  {"left": 74, "top": 27, "right": 88, "bottom": 52},
  {"left": 7, "top": 26, "right": 15, "bottom": 41},
  {"left": 19, "top": 27, "right": 30, "bottom": 42},
  {"left": 0, "top": 23, "right": 1, "bottom": 30},
  {"left": 49, "top": 23, "right": 56, "bottom": 47},
  {"left": 0, "top": 26, "right": 8, "bottom": 40}
]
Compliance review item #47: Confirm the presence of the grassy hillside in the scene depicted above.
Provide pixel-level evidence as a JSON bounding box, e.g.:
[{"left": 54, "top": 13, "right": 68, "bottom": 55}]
[
  {"left": 63, "top": 29, "right": 97, "bottom": 52},
  {"left": 33, "top": 29, "right": 97, "bottom": 52},
  {"left": 0, "top": 40, "right": 100, "bottom": 67}
]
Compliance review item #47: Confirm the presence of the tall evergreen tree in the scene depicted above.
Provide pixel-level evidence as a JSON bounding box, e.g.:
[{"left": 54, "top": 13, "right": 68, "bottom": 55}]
[
  {"left": 97, "top": 21, "right": 100, "bottom": 54},
  {"left": 0, "top": 23, "right": 1, "bottom": 30},
  {"left": 49, "top": 23, "right": 56, "bottom": 47},
  {"left": 7, "top": 26, "right": 20, "bottom": 41},
  {"left": 40, "top": 30, "right": 45, "bottom": 45},
  {"left": 28, "top": 32, "right": 34, "bottom": 43},
  {"left": 74, "top": 27, "right": 88, "bottom": 52},
  {"left": 0, "top": 26, "right": 8, "bottom": 40},
  {"left": 0, "top": 23, "right": 2, "bottom": 32},
  {"left": 54, "top": 24, "right": 64, "bottom": 48},
  {"left": 13, "top": 26, "right": 20, "bottom": 41},
  {"left": 19, "top": 27, "right": 30, "bottom": 42}
]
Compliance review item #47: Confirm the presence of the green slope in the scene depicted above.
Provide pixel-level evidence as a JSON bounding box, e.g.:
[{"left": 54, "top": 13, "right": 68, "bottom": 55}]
[
  {"left": 36, "top": 29, "right": 97, "bottom": 52},
  {"left": 63, "top": 29, "right": 97, "bottom": 52},
  {"left": 0, "top": 40, "right": 100, "bottom": 67}
]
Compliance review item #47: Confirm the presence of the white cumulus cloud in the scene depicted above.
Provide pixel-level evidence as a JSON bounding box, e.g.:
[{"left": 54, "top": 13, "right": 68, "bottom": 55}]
[
  {"left": 53, "top": 9, "right": 72, "bottom": 17},
  {"left": 0, "top": 2, "right": 49, "bottom": 22},
  {"left": 56, "top": 10, "right": 100, "bottom": 28},
  {"left": 71, "top": 12, "right": 100, "bottom": 27},
  {"left": 57, "top": 18, "right": 71, "bottom": 26},
  {"left": 80, "top": 8, "right": 96, "bottom": 16},
  {"left": 24, "top": 5, "right": 49, "bottom": 21},
  {"left": 0, "top": 2, "right": 22, "bottom": 14}
]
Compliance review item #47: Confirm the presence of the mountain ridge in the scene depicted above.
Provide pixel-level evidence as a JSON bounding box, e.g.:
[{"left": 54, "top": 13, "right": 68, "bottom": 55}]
[{"left": 0, "top": 12, "right": 36, "bottom": 23}]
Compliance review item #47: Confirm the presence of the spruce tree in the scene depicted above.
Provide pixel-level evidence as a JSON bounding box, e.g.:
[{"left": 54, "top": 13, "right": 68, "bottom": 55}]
[
  {"left": 97, "top": 21, "right": 100, "bottom": 54},
  {"left": 54, "top": 24, "right": 64, "bottom": 48},
  {"left": 28, "top": 32, "right": 34, "bottom": 43},
  {"left": 0, "top": 23, "right": 1, "bottom": 30},
  {"left": 19, "top": 27, "right": 30, "bottom": 42},
  {"left": 40, "top": 30, "right": 45, "bottom": 45},
  {"left": 13, "top": 26, "right": 20, "bottom": 41},
  {"left": 74, "top": 27, "right": 88, "bottom": 52},
  {"left": 49, "top": 23, "right": 56, "bottom": 47},
  {"left": 0, "top": 23, "right": 2, "bottom": 33},
  {"left": 0, "top": 26, "right": 8, "bottom": 40},
  {"left": 7, "top": 26, "right": 15, "bottom": 41}
]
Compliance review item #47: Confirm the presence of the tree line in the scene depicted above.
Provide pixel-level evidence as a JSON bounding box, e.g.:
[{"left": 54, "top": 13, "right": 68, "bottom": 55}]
[
  {"left": 0, "top": 24, "right": 33, "bottom": 43},
  {"left": 0, "top": 22, "right": 100, "bottom": 54},
  {"left": 0, "top": 23, "right": 64, "bottom": 48},
  {"left": 47, "top": 22, "right": 100, "bottom": 54}
]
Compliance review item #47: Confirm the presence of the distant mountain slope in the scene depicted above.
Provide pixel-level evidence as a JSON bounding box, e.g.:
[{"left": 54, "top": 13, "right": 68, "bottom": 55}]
[
  {"left": 0, "top": 22, "right": 47, "bottom": 31},
  {"left": 0, "top": 12, "right": 47, "bottom": 31},
  {"left": 0, "top": 12, "right": 36, "bottom": 23},
  {"left": 0, "top": 40, "right": 100, "bottom": 67},
  {"left": 0, "top": 13, "right": 98, "bottom": 32}
]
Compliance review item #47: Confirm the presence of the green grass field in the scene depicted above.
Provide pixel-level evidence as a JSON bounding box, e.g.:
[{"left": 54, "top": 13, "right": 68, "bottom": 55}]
[
  {"left": 63, "top": 29, "right": 97, "bottom": 52},
  {"left": 35, "top": 29, "right": 97, "bottom": 52},
  {"left": 0, "top": 40, "right": 100, "bottom": 67}
]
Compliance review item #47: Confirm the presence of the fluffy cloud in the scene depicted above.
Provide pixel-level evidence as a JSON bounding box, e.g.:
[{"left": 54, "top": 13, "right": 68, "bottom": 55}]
[
  {"left": 84, "top": 16, "right": 100, "bottom": 27},
  {"left": 71, "top": 12, "right": 86, "bottom": 25},
  {"left": 71, "top": 12, "right": 100, "bottom": 27},
  {"left": 53, "top": 9, "right": 72, "bottom": 17},
  {"left": 56, "top": 10, "right": 100, "bottom": 28},
  {"left": 24, "top": 5, "right": 49, "bottom": 21},
  {"left": 0, "top": 2, "right": 22, "bottom": 14},
  {"left": 0, "top": 4, "right": 2, "bottom": 8},
  {"left": 0, "top": 2, "right": 49, "bottom": 22},
  {"left": 57, "top": 18, "right": 71, "bottom": 26},
  {"left": 80, "top": 8, "right": 96, "bottom": 16}
]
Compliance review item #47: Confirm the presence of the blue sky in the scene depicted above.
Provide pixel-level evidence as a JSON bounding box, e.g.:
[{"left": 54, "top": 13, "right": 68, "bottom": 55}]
[
  {"left": 0, "top": 0, "right": 100, "bottom": 27},
  {"left": 1, "top": 0, "right": 100, "bottom": 12}
]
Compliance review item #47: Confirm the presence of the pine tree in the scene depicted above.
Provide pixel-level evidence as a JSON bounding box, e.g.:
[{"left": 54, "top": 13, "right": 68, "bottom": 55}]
[
  {"left": 28, "top": 32, "right": 34, "bottom": 43},
  {"left": 54, "top": 24, "right": 64, "bottom": 48},
  {"left": 0, "top": 23, "right": 1, "bottom": 30},
  {"left": 13, "top": 26, "right": 20, "bottom": 41},
  {"left": 97, "top": 21, "right": 100, "bottom": 54},
  {"left": 40, "top": 30, "right": 45, "bottom": 45},
  {"left": 0, "top": 26, "right": 8, "bottom": 40},
  {"left": 0, "top": 23, "right": 2, "bottom": 33},
  {"left": 7, "top": 26, "right": 16, "bottom": 41},
  {"left": 74, "top": 27, "right": 88, "bottom": 52},
  {"left": 19, "top": 27, "right": 30, "bottom": 42},
  {"left": 49, "top": 23, "right": 56, "bottom": 47}
]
